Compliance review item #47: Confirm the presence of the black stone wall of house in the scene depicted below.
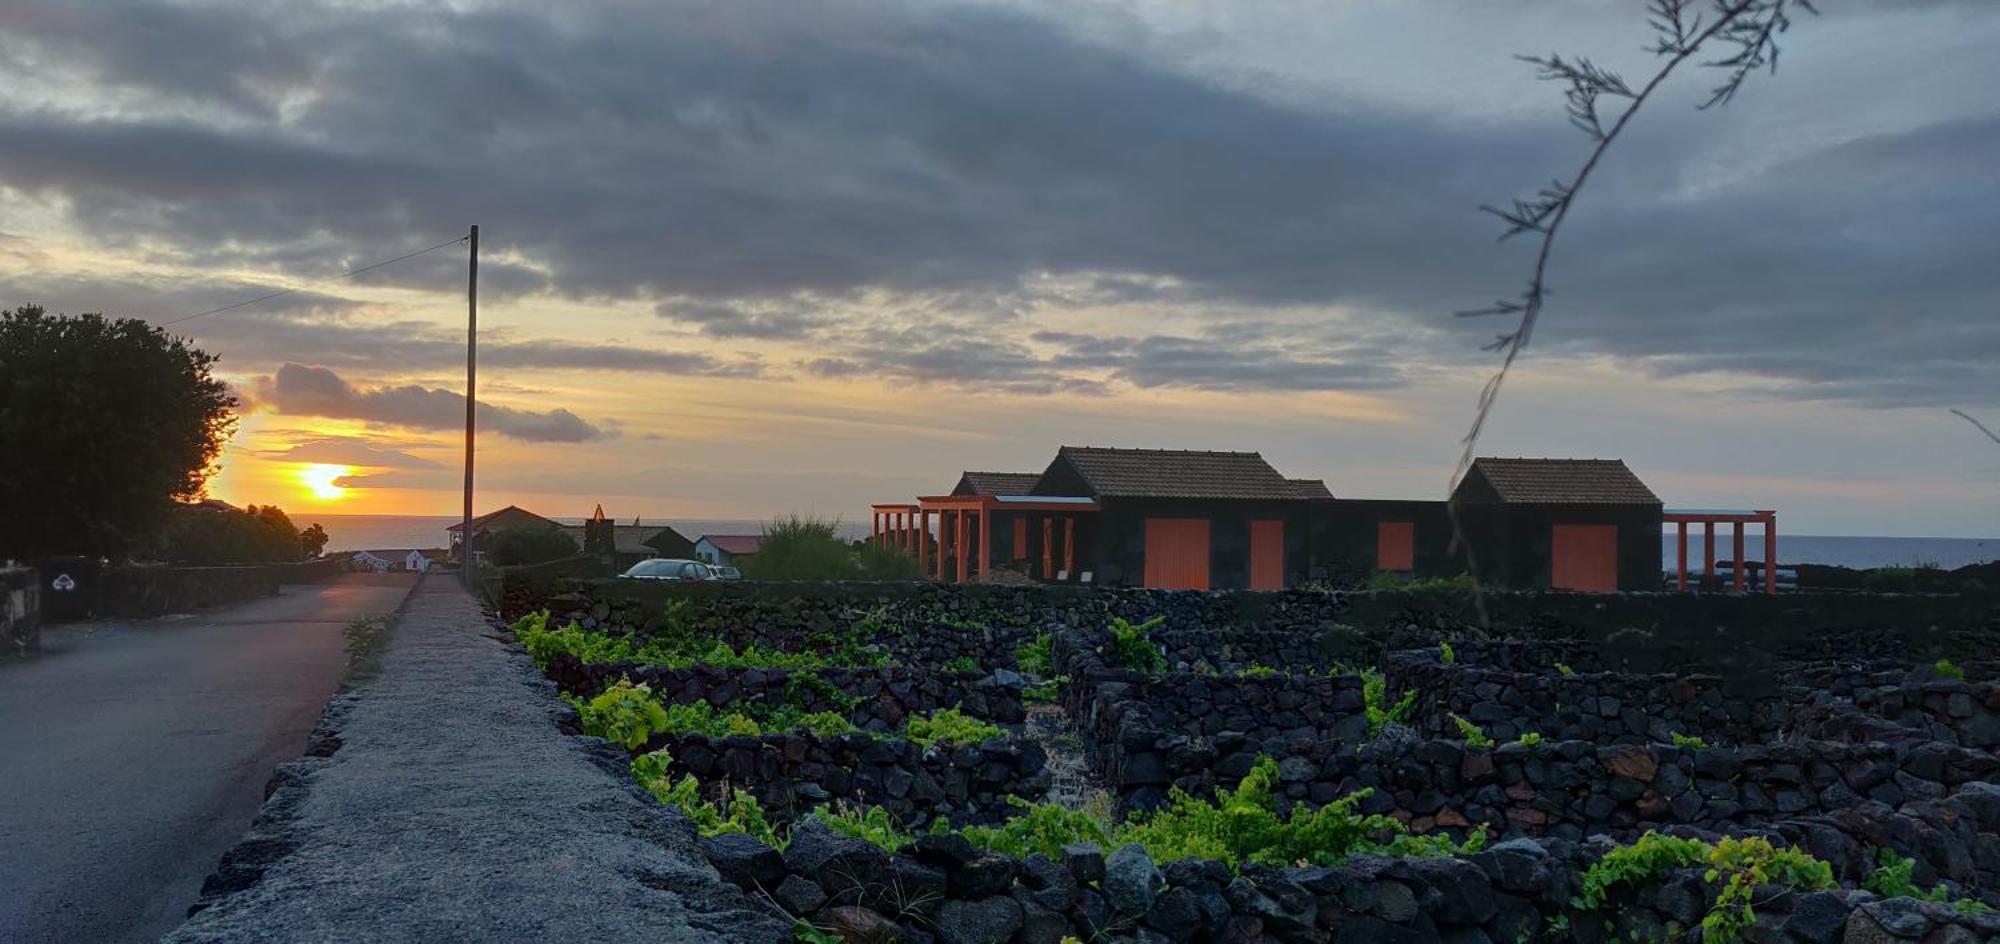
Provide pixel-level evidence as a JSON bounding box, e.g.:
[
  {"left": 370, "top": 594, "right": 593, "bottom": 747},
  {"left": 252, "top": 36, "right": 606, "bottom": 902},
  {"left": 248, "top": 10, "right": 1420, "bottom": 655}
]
[
  {"left": 1085, "top": 497, "right": 1314, "bottom": 590},
  {"left": 1454, "top": 502, "right": 1663, "bottom": 591},
  {"left": 1309, "top": 499, "right": 1464, "bottom": 584}
]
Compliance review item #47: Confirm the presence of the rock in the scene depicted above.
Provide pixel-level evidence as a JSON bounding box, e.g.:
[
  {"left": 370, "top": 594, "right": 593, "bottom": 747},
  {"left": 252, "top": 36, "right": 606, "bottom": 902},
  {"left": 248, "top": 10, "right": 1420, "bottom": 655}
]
[
  {"left": 1334, "top": 916, "right": 1430, "bottom": 943},
  {"left": 935, "top": 897, "right": 1023, "bottom": 944},
  {"left": 1224, "top": 872, "right": 1316, "bottom": 933},
  {"left": 773, "top": 875, "right": 828, "bottom": 916},
  {"left": 1780, "top": 890, "right": 1849, "bottom": 944},
  {"left": 1063, "top": 842, "right": 1106, "bottom": 884},
  {"left": 1857, "top": 898, "right": 1933, "bottom": 939},
  {"left": 1469, "top": 838, "right": 1552, "bottom": 894},
  {"left": 1014, "top": 901, "right": 1071, "bottom": 944},
  {"left": 1406, "top": 857, "right": 1497, "bottom": 924},
  {"left": 700, "top": 832, "right": 785, "bottom": 889},
  {"left": 1143, "top": 886, "right": 1205, "bottom": 941},
  {"left": 1372, "top": 879, "right": 1420, "bottom": 923},
  {"left": 783, "top": 819, "right": 889, "bottom": 903},
  {"left": 819, "top": 905, "right": 899, "bottom": 943},
  {"left": 1017, "top": 853, "right": 1079, "bottom": 912},
  {"left": 1104, "top": 843, "right": 1163, "bottom": 916},
  {"left": 952, "top": 853, "right": 1019, "bottom": 900},
  {"left": 1604, "top": 745, "right": 1657, "bottom": 781}
]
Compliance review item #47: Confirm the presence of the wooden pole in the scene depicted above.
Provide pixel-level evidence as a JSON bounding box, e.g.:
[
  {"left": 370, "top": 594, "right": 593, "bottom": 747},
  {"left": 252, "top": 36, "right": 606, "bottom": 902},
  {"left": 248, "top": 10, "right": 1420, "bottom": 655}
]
[
  {"left": 955, "top": 509, "right": 968, "bottom": 582},
  {"left": 1042, "top": 517, "right": 1053, "bottom": 580},
  {"left": 1703, "top": 522, "right": 1714, "bottom": 587},
  {"left": 1764, "top": 516, "right": 1777, "bottom": 594},
  {"left": 1063, "top": 516, "right": 1076, "bottom": 575},
  {"left": 1732, "top": 522, "right": 1745, "bottom": 593},
  {"left": 460, "top": 224, "right": 478, "bottom": 588},
  {"left": 1676, "top": 521, "right": 1688, "bottom": 592},
  {"left": 917, "top": 509, "right": 928, "bottom": 575},
  {"left": 978, "top": 506, "right": 991, "bottom": 577}
]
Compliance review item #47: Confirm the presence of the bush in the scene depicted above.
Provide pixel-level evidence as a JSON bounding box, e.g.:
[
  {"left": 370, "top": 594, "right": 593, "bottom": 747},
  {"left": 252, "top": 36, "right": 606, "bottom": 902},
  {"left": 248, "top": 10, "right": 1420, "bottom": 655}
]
[
  {"left": 1015, "top": 632, "right": 1053, "bottom": 676},
  {"left": 1573, "top": 832, "right": 1835, "bottom": 943},
  {"left": 741, "top": 514, "right": 919, "bottom": 581},
  {"left": 1108, "top": 615, "right": 1167, "bottom": 674},
  {"left": 486, "top": 525, "right": 579, "bottom": 566},
  {"left": 904, "top": 707, "right": 1006, "bottom": 748},
  {"left": 147, "top": 503, "right": 311, "bottom": 564},
  {"left": 572, "top": 679, "right": 668, "bottom": 749}
]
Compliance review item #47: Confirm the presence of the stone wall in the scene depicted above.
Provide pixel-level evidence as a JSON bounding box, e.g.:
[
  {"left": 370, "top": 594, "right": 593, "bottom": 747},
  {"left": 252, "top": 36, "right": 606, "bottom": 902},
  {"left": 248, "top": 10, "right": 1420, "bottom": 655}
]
[
  {"left": 80, "top": 558, "right": 350, "bottom": 620},
  {"left": 1386, "top": 654, "right": 1791, "bottom": 747},
  {"left": 1, "top": 566, "right": 39, "bottom": 655},
  {"left": 639, "top": 731, "right": 1049, "bottom": 828},
  {"left": 699, "top": 819, "right": 2000, "bottom": 944},
  {"left": 543, "top": 655, "right": 1026, "bottom": 730},
  {"left": 1854, "top": 678, "right": 2000, "bottom": 750},
  {"left": 507, "top": 575, "right": 2000, "bottom": 677}
]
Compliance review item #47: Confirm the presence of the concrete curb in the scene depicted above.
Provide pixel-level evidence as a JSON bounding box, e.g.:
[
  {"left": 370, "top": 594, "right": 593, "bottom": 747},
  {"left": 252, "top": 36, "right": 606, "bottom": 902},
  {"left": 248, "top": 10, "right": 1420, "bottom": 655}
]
[{"left": 163, "top": 577, "right": 789, "bottom": 943}]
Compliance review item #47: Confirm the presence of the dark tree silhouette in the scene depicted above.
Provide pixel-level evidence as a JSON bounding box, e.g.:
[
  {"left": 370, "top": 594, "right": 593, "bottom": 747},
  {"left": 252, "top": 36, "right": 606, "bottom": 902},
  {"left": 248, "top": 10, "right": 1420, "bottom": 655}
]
[
  {"left": 0, "top": 305, "right": 238, "bottom": 561},
  {"left": 485, "top": 526, "right": 580, "bottom": 566}
]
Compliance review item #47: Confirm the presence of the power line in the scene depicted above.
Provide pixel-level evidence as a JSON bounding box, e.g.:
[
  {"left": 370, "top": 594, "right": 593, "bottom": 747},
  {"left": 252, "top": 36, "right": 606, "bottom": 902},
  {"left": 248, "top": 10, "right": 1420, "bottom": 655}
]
[{"left": 158, "top": 234, "right": 471, "bottom": 327}]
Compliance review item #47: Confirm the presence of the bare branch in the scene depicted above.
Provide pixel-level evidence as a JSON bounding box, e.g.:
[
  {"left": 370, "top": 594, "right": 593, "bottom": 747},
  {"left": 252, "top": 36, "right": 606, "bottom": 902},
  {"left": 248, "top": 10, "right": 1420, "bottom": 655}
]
[
  {"left": 1951, "top": 408, "right": 2000, "bottom": 445},
  {"left": 1446, "top": 0, "right": 1814, "bottom": 605}
]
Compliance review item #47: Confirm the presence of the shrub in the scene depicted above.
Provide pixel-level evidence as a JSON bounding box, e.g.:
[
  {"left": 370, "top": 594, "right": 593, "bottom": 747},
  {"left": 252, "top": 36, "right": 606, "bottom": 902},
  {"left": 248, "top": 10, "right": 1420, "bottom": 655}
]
[
  {"left": 1573, "top": 832, "right": 1834, "bottom": 943},
  {"left": 1516, "top": 732, "right": 1543, "bottom": 747},
  {"left": 1863, "top": 567, "right": 1916, "bottom": 592},
  {"left": 1554, "top": 662, "right": 1576, "bottom": 677},
  {"left": 1935, "top": 659, "right": 1966, "bottom": 681},
  {"left": 1863, "top": 848, "right": 1991, "bottom": 912},
  {"left": 485, "top": 525, "right": 579, "bottom": 566},
  {"left": 943, "top": 655, "right": 979, "bottom": 675},
  {"left": 574, "top": 679, "right": 669, "bottom": 749},
  {"left": 1451, "top": 714, "right": 1494, "bottom": 748},
  {"left": 904, "top": 707, "right": 1006, "bottom": 748},
  {"left": 1108, "top": 615, "right": 1167, "bottom": 674},
  {"left": 1235, "top": 665, "right": 1278, "bottom": 678},
  {"left": 1015, "top": 632, "right": 1053, "bottom": 677},
  {"left": 813, "top": 805, "right": 916, "bottom": 852},
  {"left": 1671, "top": 732, "right": 1708, "bottom": 750},
  {"left": 1023, "top": 674, "right": 1068, "bottom": 703},
  {"left": 1361, "top": 668, "right": 1417, "bottom": 737},
  {"left": 957, "top": 798, "right": 1113, "bottom": 861},
  {"left": 147, "top": 502, "right": 313, "bottom": 564},
  {"left": 633, "top": 749, "right": 780, "bottom": 847},
  {"left": 1438, "top": 640, "right": 1456, "bottom": 665}
]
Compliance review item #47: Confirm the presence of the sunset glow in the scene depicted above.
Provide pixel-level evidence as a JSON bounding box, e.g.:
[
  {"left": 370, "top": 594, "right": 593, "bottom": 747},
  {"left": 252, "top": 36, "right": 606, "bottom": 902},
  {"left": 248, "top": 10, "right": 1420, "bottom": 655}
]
[{"left": 298, "top": 464, "right": 352, "bottom": 502}]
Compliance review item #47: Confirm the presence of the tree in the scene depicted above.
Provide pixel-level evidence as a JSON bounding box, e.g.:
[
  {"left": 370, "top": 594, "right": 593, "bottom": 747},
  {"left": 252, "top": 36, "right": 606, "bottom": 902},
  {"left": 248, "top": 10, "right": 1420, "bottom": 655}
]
[
  {"left": 0, "top": 305, "right": 237, "bottom": 561},
  {"left": 485, "top": 525, "right": 579, "bottom": 566},
  {"left": 146, "top": 503, "right": 310, "bottom": 565},
  {"left": 300, "top": 522, "right": 330, "bottom": 559}
]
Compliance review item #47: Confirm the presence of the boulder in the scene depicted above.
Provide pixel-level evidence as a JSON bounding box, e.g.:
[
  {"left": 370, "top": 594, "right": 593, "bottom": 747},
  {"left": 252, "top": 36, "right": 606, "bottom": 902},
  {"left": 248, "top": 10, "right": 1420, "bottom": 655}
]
[{"left": 1104, "top": 843, "right": 1164, "bottom": 916}]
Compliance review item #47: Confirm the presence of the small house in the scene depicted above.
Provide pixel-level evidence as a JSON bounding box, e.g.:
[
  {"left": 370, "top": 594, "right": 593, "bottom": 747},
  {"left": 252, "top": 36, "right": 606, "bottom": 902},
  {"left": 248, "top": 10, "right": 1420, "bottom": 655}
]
[
  {"left": 694, "top": 534, "right": 764, "bottom": 566},
  {"left": 446, "top": 505, "right": 561, "bottom": 559},
  {"left": 1450, "top": 458, "right": 1663, "bottom": 592}
]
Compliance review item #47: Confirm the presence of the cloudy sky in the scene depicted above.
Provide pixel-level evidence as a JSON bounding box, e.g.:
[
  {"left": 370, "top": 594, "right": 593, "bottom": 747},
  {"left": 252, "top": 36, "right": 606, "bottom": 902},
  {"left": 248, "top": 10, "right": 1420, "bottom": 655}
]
[{"left": 2, "top": 0, "right": 1995, "bottom": 535}]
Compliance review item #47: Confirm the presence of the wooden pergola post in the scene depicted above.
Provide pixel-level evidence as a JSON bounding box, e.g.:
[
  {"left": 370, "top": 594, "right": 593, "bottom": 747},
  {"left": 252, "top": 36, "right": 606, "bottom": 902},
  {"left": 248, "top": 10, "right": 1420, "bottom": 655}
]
[
  {"left": 1763, "top": 514, "right": 1777, "bottom": 594},
  {"left": 1676, "top": 521, "right": 1688, "bottom": 592},
  {"left": 978, "top": 506, "right": 991, "bottom": 577},
  {"left": 1731, "top": 522, "right": 1746, "bottom": 593},
  {"left": 1703, "top": 522, "right": 1715, "bottom": 587},
  {"left": 1042, "top": 517, "right": 1054, "bottom": 580},
  {"left": 955, "top": 508, "right": 968, "bottom": 582},
  {"left": 917, "top": 509, "right": 928, "bottom": 574}
]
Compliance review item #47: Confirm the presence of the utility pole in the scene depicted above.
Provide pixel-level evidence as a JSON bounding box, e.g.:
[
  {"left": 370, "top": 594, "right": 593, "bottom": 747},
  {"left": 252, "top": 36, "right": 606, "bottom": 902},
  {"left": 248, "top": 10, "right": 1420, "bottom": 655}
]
[{"left": 461, "top": 225, "right": 478, "bottom": 588}]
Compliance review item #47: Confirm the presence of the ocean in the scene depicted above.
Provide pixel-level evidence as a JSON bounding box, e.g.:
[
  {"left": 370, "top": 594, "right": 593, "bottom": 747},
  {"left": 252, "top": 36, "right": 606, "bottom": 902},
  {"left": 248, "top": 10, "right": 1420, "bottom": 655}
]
[{"left": 311, "top": 514, "right": 1999, "bottom": 571}]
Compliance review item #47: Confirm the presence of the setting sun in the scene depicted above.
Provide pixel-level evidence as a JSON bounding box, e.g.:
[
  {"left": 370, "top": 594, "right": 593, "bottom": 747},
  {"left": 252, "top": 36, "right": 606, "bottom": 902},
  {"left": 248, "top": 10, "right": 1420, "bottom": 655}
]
[{"left": 298, "top": 464, "right": 352, "bottom": 502}]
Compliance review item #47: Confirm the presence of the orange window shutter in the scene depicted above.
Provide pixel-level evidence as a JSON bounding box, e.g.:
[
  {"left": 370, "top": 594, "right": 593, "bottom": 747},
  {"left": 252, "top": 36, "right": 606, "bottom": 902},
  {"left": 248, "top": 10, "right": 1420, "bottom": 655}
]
[{"left": 1377, "top": 521, "right": 1415, "bottom": 572}]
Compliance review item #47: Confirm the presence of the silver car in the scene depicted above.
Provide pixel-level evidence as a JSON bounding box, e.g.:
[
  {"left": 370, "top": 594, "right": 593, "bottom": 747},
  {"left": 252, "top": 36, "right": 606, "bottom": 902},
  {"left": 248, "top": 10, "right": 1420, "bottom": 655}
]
[{"left": 619, "top": 558, "right": 715, "bottom": 581}]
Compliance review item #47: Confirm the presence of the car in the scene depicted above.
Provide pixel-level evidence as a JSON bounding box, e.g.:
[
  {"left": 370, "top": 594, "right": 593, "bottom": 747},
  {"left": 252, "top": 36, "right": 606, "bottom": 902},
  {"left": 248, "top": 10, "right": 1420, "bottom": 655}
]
[
  {"left": 709, "top": 565, "right": 742, "bottom": 581},
  {"left": 619, "top": 558, "right": 715, "bottom": 581}
]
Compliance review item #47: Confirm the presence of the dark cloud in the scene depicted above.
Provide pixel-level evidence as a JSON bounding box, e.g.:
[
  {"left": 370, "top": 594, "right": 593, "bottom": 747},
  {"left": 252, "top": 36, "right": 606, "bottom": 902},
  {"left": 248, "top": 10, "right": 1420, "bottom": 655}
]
[
  {"left": 0, "top": 0, "right": 1994, "bottom": 407},
  {"left": 255, "top": 363, "right": 608, "bottom": 443},
  {"left": 257, "top": 436, "right": 442, "bottom": 469}
]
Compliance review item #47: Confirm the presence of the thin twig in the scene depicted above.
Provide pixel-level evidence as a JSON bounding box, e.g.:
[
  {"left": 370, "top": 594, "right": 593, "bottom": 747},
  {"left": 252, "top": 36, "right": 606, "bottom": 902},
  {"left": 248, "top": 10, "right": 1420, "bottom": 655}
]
[{"left": 1951, "top": 409, "right": 2000, "bottom": 445}]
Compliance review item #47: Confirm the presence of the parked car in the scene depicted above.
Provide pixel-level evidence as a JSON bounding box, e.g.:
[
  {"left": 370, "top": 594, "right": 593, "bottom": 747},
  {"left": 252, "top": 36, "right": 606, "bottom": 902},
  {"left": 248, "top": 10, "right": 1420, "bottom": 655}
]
[
  {"left": 710, "top": 565, "right": 742, "bottom": 581},
  {"left": 619, "top": 558, "right": 714, "bottom": 581}
]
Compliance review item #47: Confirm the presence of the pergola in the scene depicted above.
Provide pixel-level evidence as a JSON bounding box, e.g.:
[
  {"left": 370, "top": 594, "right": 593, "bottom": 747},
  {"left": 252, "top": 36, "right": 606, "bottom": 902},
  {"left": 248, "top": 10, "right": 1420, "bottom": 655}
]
[
  {"left": 1664, "top": 508, "right": 1777, "bottom": 594},
  {"left": 871, "top": 495, "right": 1098, "bottom": 582}
]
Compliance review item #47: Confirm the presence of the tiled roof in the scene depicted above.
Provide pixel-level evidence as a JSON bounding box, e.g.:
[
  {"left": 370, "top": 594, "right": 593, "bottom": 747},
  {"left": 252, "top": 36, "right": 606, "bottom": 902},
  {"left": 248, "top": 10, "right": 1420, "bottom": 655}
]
[
  {"left": 957, "top": 471, "right": 1043, "bottom": 496},
  {"left": 1288, "top": 478, "right": 1335, "bottom": 500},
  {"left": 698, "top": 534, "right": 765, "bottom": 555},
  {"left": 1054, "top": 446, "right": 1302, "bottom": 501},
  {"left": 446, "top": 505, "right": 558, "bottom": 532},
  {"left": 1466, "top": 458, "right": 1660, "bottom": 505}
]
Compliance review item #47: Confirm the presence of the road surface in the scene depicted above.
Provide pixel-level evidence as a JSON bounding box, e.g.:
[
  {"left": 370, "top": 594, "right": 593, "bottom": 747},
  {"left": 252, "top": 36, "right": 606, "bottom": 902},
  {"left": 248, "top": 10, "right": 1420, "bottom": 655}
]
[{"left": 0, "top": 573, "right": 418, "bottom": 944}]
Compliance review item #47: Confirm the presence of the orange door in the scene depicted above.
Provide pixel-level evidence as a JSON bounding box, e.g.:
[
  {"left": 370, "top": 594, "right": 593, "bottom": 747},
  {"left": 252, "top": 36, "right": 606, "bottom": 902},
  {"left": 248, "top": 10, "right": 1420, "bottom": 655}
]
[
  {"left": 1376, "top": 521, "right": 1415, "bottom": 572},
  {"left": 1013, "top": 518, "right": 1028, "bottom": 560},
  {"left": 1249, "top": 519, "right": 1284, "bottom": 590},
  {"left": 1143, "top": 518, "right": 1210, "bottom": 590},
  {"left": 1551, "top": 524, "right": 1619, "bottom": 592}
]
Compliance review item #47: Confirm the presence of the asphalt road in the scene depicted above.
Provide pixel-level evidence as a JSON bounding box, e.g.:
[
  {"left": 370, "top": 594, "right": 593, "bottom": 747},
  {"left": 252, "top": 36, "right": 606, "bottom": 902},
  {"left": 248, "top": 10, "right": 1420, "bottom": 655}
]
[{"left": 0, "top": 573, "right": 418, "bottom": 944}]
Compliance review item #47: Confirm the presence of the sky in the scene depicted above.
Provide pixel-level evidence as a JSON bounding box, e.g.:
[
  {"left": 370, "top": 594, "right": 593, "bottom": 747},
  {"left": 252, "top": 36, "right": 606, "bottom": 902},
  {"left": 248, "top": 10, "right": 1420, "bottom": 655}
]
[{"left": 1, "top": 0, "right": 1995, "bottom": 536}]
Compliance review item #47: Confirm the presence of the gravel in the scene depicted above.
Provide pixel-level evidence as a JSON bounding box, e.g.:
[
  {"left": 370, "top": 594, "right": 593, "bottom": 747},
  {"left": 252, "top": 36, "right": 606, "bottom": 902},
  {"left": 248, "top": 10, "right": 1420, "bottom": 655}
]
[{"left": 161, "top": 577, "right": 789, "bottom": 944}]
